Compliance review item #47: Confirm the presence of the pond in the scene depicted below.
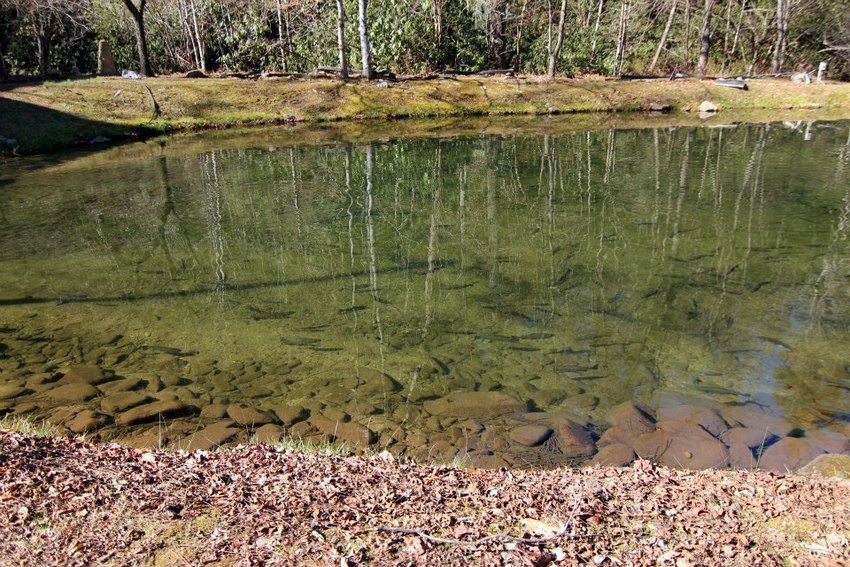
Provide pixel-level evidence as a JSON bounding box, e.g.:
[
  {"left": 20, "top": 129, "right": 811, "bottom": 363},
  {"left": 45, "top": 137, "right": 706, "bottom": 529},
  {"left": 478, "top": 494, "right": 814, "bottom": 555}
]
[{"left": 1, "top": 116, "right": 849, "bottom": 470}]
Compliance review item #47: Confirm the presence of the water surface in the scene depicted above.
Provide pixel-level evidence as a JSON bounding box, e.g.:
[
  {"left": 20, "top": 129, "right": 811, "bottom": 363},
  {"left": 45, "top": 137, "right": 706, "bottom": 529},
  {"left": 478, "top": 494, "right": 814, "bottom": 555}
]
[{"left": 1, "top": 118, "right": 849, "bottom": 468}]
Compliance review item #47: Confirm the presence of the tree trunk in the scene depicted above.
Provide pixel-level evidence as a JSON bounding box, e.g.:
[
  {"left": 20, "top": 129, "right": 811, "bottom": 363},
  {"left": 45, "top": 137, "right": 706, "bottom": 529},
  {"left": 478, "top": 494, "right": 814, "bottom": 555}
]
[
  {"left": 336, "top": 0, "right": 349, "bottom": 78},
  {"left": 720, "top": 0, "right": 732, "bottom": 73},
  {"left": 121, "top": 0, "right": 154, "bottom": 76},
  {"left": 276, "top": 0, "right": 287, "bottom": 71},
  {"left": 358, "top": 0, "right": 372, "bottom": 79},
  {"left": 650, "top": 0, "right": 677, "bottom": 71},
  {"left": 547, "top": 0, "right": 568, "bottom": 78},
  {"left": 614, "top": 1, "right": 630, "bottom": 76},
  {"left": 589, "top": 0, "right": 604, "bottom": 60},
  {"left": 0, "top": 42, "right": 7, "bottom": 79},
  {"left": 684, "top": 0, "right": 691, "bottom": 65},
  {"left": 489, "top": 0, "right": 508, "bottom": 69},
  {"left": 770, "top": 0, "right": 788, "bottom": 73},
  {"left": 730, "top": 0, "right": 746, "bottom": 65},
  {"left": 35, "top": 31, "right": 49, "bottom": 79},
  {"left": 515, "top": 0, "right": 529, "bottom": 70},
  {"left": 188, "top": 0, "right": 206, "bottom": 72},
  {"left": 697, "top": 0, "right": 715, "bottom": 75}
]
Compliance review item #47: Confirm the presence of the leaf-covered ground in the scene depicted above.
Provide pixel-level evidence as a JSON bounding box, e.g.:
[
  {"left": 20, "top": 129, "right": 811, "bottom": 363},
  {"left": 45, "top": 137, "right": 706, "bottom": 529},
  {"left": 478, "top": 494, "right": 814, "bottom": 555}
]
[{"left": 1, "top": 429, "right": 848, "bottom": 566}]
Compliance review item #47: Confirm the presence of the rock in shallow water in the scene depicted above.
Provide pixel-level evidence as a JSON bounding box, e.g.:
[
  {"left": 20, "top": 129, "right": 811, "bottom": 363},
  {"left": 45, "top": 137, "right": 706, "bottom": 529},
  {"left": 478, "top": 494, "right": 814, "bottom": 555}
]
[
  {"left": 226, "top": 404, "right": 275, "bottom": 427},
  {"left": 0, "top": 384, "right": 29, "bottom": 400},
  {"left": 309, "top": 415, "right": 376, "bottom": 448},
  {"left": 590, "top": 443, "right": 635, "bottom": 466},
  {"left": 424, "top": 391, "right": 527, "bottom": 419},
  {"left": 758, "top": 437, "right": 825, "bottom": 472},
  {"left": 47, "top": 383, "right": 100, "bottom": 402},
  {"left": 66, "top": 410, "right": 110, "bottom": 433},
  {"left": 269, "top": 404, "right": 309, "bottom": 426},
  {"left": 178, "top": 420, "right": 240, "bottom": 451},
  {"left": 116, "top": 400, "right": 197, "bottom": 426},
  {"left": 657, "top": 404, "right": 729, "bottom": 437},
  {"left": 605, "top": 401, "right": 655, "bottom": 434},
  {"left": 632, "top": 420, "right": 729, "bottom": 469},
  {"left": 509, "top": 425, "right": 553, "bottom": 447},
  {"left": 552, "top": 418, "right": 596, "bottom": 458},
  {"left": 100, "top": 392, "right": 151, "bottom": 414},
  {"left": 56, "top": 365, "right": 109, "bottom": 385}
]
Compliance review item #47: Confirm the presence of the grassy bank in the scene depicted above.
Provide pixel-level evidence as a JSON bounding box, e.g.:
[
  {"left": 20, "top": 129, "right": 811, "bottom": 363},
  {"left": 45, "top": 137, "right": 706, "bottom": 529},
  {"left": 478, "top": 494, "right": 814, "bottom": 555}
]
[{"left": 2, "top": 75, "right": 850, "bottom": 155}]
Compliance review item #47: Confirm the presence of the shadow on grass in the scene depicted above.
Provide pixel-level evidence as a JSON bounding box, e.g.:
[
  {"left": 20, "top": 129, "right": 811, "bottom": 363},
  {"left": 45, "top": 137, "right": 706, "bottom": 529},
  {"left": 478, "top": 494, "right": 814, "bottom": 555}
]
[{"left": 0, "top": 95, "right": 152, "bottom": 156}]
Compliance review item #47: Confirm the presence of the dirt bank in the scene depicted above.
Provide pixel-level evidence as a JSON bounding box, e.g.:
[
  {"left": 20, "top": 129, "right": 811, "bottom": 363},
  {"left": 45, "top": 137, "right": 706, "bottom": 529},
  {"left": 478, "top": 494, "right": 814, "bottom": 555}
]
[
  {"left": 1, "top": 429, "right": 848, "bottom": 566},
  {"left": 2, "top": 75, "right": 850, "bottom": 155}
]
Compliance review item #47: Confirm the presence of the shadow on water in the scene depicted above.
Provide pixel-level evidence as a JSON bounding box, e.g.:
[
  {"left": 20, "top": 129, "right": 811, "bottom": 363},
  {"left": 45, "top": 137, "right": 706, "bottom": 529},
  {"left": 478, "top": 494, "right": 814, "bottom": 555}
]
[{"left": 0, "top": 260, "right": 455, "bottom": 307}]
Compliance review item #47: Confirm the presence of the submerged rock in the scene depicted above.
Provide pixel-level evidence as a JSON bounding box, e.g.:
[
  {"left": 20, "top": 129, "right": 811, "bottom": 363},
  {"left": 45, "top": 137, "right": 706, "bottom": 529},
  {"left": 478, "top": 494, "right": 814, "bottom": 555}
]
[
  {"left": 200, "top": 404, "right": 229, "bottom": 419},
  {"left": 345, "top": 368, "right": 402, "bottom": 396},
  {"left": 100, "top": 392, "right": 151, "bottom": 414},
  {"left": 57, "top": 365, "right": 110, "bottom": 385},
  {"left": 253, "top": 423, "right": 284, "bottom": 444},
  {"left": 590, "top": 443, "right": 635, "bottom": 467},
  {"left": 632, "top": 420, "right": 729, "bottom": 469},
  {"left": 115, "top": 400, "right": 196, "bottom": 426},
  {"left": 310, "top": 415, "right": 375, "bottom": 448},
  {"left": 552, "top": 418, "right": 596, "bottom": 458},
  {"left": 721, "top": 427, "right": 777, "bottom": 449},
  {"left": 97, "top": 376, "right": 145, "bottom": 394},
  {"left": 657, "top": 404, "right": 729, "bottom": 437},
  {"left": 66, "top": 410, "right": 110, "bottom": 434},
  {"left": 758, "top": 437, "right": 825, "bottom": 472},
  {"left": 179, "top": 420, "right": 241, "bottom": 451},
  {"left": 605, "top": 401, "right": 655, "bottom": 434},
  {"left": 47, "top": 383, "right": 100, "bottom": 403},
  {"left": 226, "top": 404, "right": 276, "bottom": 427},
  {"left": 269, "top": 404, "right": 309, "bottom": 426},
  {"left": 424, "top": 391, "right": 527, "bottom": 419},
  {"left": 0, "top": 384, "right": 29, "bottom": 400},
  {"left": 509, "top": 425, "right": 553, "bottom": 447}
]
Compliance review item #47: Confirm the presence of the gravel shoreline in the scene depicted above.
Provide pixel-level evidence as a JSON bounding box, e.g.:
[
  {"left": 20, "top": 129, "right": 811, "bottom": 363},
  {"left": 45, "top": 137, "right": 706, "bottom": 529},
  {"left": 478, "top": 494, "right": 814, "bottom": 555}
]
[{"left": 2, "top": 429, "right": 848, "bottom": 566}]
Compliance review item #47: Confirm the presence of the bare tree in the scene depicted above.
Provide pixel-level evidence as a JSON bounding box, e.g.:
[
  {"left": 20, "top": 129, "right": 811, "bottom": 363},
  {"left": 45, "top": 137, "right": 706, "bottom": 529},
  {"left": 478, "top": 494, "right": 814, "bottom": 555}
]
[
  {"left": 121, "top": 0, "right": 154, "bottom": 76},
  {"left": 547, "top": 0, "right": 568, "bottom": 78},
  {"left": 697, "top": 0, "right": 716, "bottom": 75},
  {"left": 589, "top": 0, "right": 605, "bottom": 60},
  {"left": 651, "top": 0, "right": 677, "bottom": 71},
  {"left": 358, "top": 0, "right": 372, "bottom": 79},
  {"left": 614, "top": 0, "right": 631, "bottom": 76},
  {"left": 489, "top": 0, "right": 508, "bottom": 68},
  {"left": 336, "top": 0, "right": 349, "bottom": 78},
  {"left": 770, "top": 0, "right": 789, "bottom": 72},
  {"left": 5, "top": 0, "right": 89, "bottom": 78},
  {"left": 188, "top": 0, "right": 206, "bottom": 72}
]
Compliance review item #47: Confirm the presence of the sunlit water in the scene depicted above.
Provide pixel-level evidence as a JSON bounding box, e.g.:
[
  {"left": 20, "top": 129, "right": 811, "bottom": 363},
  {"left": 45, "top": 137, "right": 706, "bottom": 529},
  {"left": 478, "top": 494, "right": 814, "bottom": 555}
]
[{"left": 1, "top": 118, "right": 849, "bottom": 469}]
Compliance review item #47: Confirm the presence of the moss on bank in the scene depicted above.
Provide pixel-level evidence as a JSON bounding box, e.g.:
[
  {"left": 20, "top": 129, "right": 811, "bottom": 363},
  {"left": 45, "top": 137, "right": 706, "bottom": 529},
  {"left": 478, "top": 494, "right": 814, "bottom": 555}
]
[{"left": 2, "top": 75, "right": 850, "bottom": 155}]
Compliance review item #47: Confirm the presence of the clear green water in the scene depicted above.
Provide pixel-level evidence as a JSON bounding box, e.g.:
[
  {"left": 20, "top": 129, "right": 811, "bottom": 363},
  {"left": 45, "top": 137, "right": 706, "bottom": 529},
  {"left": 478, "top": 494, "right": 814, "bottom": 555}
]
[{"left": 1, "top": 119, "right": 849, "bottom": 467}]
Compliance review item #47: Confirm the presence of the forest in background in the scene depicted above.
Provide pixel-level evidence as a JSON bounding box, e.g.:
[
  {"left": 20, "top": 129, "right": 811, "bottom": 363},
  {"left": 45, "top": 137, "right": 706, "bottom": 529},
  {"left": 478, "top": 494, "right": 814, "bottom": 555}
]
[{"left": 0, "top": 0, "right": 848, "bottom": 81}]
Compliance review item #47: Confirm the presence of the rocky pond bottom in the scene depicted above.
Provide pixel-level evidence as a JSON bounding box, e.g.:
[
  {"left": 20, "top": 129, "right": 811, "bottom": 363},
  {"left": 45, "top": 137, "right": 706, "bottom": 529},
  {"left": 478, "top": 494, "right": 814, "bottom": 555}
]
[
  {"left": 2, "top": 119, "right": 850, "bottom": 471},
  {"left": 1, "top": 327, "right": 848, "bottom": 472}
]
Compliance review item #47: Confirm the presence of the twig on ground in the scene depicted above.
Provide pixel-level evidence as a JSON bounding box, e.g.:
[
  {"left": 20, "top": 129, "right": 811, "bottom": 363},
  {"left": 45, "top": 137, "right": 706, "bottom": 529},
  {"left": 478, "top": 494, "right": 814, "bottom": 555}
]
[{"left": 377, "top": 492, "right": 592, "bottom": 547}]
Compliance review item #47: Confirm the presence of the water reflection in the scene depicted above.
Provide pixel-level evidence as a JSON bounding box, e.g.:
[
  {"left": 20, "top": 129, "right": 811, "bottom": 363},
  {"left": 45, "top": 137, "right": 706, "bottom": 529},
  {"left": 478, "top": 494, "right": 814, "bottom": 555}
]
[{"left": 0, "top": 120, "right": 849, "bottom": 468}]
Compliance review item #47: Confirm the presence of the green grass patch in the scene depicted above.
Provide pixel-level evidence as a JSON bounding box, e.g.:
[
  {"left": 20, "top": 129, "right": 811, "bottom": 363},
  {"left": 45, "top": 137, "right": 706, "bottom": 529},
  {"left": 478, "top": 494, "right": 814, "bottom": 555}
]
[
  {"left": 0, "top": 414, "right": 62, "bottom": 437},
  {"left": 3, "top": 75, "right": 850, "bottom": 156}
]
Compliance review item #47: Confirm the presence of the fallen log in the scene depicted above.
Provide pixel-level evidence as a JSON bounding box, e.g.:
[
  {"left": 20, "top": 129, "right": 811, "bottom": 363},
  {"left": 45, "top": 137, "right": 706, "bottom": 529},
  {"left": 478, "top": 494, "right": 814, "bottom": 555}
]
[{"left": 715, "top": 78, "right": 748, "bottom": 89}]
